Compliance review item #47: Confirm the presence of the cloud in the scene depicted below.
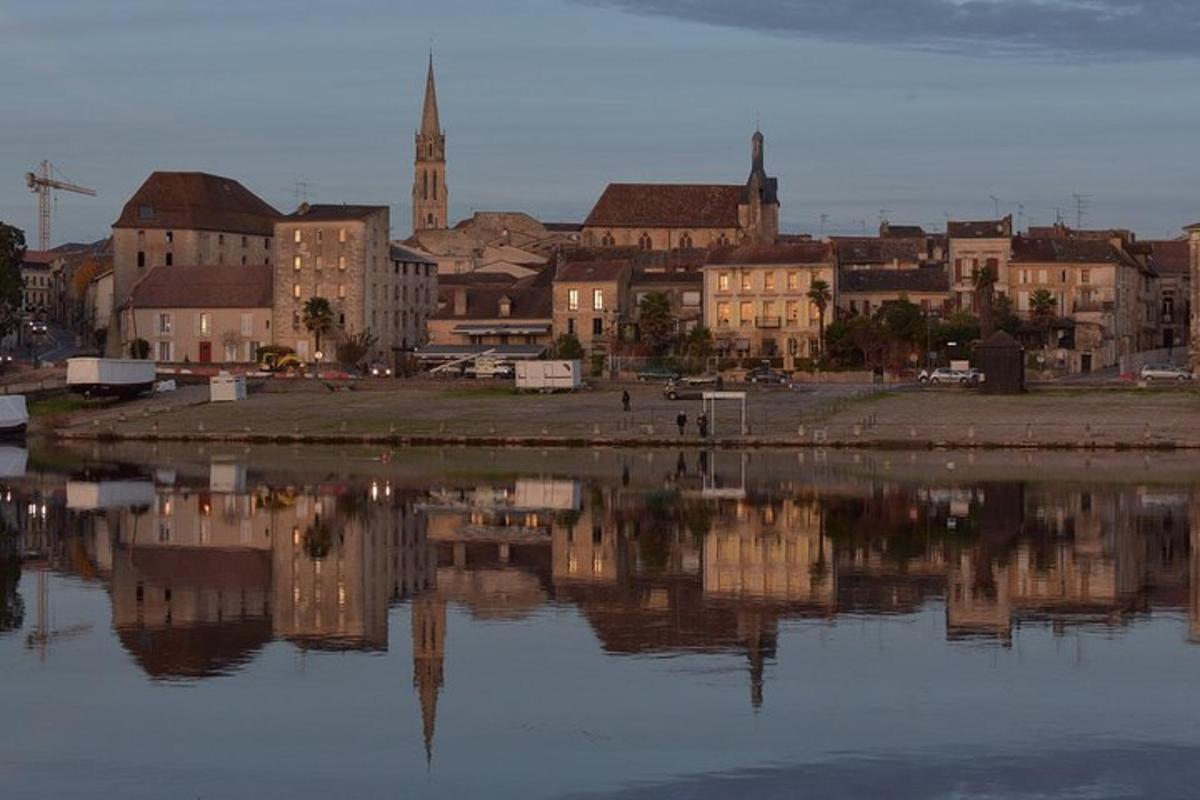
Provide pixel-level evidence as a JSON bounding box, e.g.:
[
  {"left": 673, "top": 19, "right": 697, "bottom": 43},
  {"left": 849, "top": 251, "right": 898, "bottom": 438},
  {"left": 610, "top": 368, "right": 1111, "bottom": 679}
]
[{"left": 574, "top": 0, "right": 1197, "bottom": 59}]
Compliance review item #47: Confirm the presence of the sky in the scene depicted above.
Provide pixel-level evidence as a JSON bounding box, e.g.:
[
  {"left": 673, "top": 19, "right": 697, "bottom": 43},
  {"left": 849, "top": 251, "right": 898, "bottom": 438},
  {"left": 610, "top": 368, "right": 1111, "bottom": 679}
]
[{"left": 2, "top": 0, "right": 1199, "bottom": 246}]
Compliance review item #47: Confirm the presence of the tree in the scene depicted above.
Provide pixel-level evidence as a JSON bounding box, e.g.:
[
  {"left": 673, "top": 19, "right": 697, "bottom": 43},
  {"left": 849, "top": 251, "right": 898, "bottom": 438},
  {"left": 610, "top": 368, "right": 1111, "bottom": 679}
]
[
  {"left": 548, "top": 333, "right": 584, "bottom": 360},
  {"left": 972, "top": 265, "right": 998, "bottom": 337},
  {"left": 71, "top": 255, "right": 106, "bottom": 298},
  {"left": 807, "top": 278, "right": 832, "bottom": 356},
  {"left": 878, "top": 298, "right": 925, "bottom": 346},
  {"left": 993, "top": 294, "right": 1019, "bottom": 335},
  {"left": 637, "top": 291, "right": 675, "bottom": 355},
  {"left": 1030, "top": 288, "right": 1056, "bottom": 319},
  {"left": 0, "top": 223, "right": 26, "bottom": 342},
  {"left": 129, "top": 337, "right": 150, "bottom": 359},
  {"left": 682, "top": 325, "right": 713, "bottom": 368},
  {"left": 302, "top": 296, "right": 334, "bottom": 359},
  {"left": 336, "top": 329, "right": 378, "bottom": 366}
]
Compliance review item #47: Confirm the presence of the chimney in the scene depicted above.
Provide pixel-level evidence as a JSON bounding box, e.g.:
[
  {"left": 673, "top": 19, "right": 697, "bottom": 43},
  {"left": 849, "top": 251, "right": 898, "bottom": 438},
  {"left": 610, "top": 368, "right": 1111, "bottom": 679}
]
[{"left": 454, "top": 288, "right": 467, "bottom": 316}]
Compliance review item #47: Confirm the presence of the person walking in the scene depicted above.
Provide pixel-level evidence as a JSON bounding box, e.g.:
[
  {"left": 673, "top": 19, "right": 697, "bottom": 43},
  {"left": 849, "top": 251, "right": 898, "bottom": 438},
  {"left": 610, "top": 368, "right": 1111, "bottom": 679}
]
[
  {"left": 676, "top": 411, "right": 688, "bottom": 436},
  {"left": 621, "top": 389, "right": 631, "bottom": 413},
  {"left": 697, "top": 412, "right": 708, "bottom": 439}
]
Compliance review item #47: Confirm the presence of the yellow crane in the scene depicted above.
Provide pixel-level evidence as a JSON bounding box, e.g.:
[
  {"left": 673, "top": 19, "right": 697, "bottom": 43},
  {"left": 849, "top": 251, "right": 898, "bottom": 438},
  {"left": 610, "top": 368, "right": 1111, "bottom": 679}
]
[{"left": 24, "top": 160, "right": 96, "bottom": 251}]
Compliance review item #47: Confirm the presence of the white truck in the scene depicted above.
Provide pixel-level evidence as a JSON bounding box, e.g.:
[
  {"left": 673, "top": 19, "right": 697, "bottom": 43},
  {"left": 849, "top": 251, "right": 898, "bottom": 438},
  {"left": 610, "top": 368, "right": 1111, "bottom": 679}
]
[
  {"left": 66, "top": 358, "right": 156, "bottom": 398},
  {"left": 515, "top": 360, "right": 582, "bottom": 391}
]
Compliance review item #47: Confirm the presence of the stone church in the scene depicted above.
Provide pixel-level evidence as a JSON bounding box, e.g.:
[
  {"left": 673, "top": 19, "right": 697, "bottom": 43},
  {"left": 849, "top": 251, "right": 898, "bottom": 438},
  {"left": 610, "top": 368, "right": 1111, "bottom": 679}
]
[
  {"left": 581, "top": 131, "right": 781, "bottom": 251},
  {"left": 412, "top": 54, "right": 448, "bottom": 233}
]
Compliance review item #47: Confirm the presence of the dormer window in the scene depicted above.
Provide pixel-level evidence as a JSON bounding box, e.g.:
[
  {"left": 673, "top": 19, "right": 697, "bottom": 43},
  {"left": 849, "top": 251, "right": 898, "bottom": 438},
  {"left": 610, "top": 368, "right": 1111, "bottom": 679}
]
[
  {"left": 499, "top": 296, "right": 512, "bottom": 318},
  {"left": 138, "top": 204, "right": 154, "bottom": 220}
]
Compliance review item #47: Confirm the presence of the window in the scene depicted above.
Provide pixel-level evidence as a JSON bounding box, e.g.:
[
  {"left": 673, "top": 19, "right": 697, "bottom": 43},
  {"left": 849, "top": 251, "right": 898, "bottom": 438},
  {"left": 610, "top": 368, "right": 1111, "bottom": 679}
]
[
  {"left": 224, "top": 342, "right": 238, "bottom": 362},
  {"left": 601, "top": 232, "right": 615, "bottom": 247},
  {"left": 1081, "top": 269, "right": 1090, "bottom": 285},
  {"left": 638, "top": 232, "right": 652, "bottom": 250},
  {"left": 198, "top": 313, "right": 211, "bottom": 336},
  {"left": 592, "top": 288, "right": 604, "bottom": 311},
  {"left": 157, "top": 313, "right": 173, "bottom": 335},
  {"left": 165, "top": 252, "right": 173, "bottom": 266},
  {"left": 568, "top": 288, "right": 579, "bottom": 311},
  {"left": 1020, "top": 270, "right": 1029, "bottom": 284},
  {"left": 240, "top": 313, "right": 253, "bottom": 336},
  {"left": 954, "top": 259, "right": 962, "bottom": 282},
  {"left": 137, "top": 251, "right": 145, "bottom": 268},
  {"left": 682, "top": 290, "right": 701, "bottom": 307},
  {"left": 741, "top": 273, "right": 753, "bottom": 291},
  {"left": 338, "top": 284, "right": 346, "bottom": 299},
  {"left": 679, "top": 232, "right": 693, "bottom": 249},
  {"left": 157, "top": 341, "right": 171, "bottom": 362},
  {"left": 293, "top": 255, "right": 302, "bottom": 270},
  {"left": 138, "top": 205, "right": 154, "bottom": 220},
  {"left": 1038, "top": 269, "right": 1047, "bottom": 284},
  {"left": 764, "top": 271, "right": 776, "bottom": 292},
  {"left": 1060, "top": 270, "right": 1068, "bottom": 284},
  {"left": 218, "top": 234, "right": 224, "bottom": 246},
  {"left": 592, "top": 318, "right": 603, "bottom": 336},
  {"left": 338, "top": 255, "right": 346, "bottom": 270},
  {"left": 293, "top": 284, "right": 302, "bottom": 299},
  {"left": 338, "top": 228, "right": 346, "bottom": 243},
  {"left": 717, "top": 301, "right": 731, "bottom": 326},
  {"left": 787, "top": 272, "right": 799, "bottom": 291},
  {"left": 567, "top": 318, "right": 576, "bottom": 335},
  {"left": 315, "top": 256, "right": 323, "bottom": 270},
  {"left": 246, "top": 341, "right": 260, "bottom": 362},
  {"left": 739, "top": 300, "right": 753, "bottom": 326},
  {"left": 293, "top": 229, "right": 301, "bottom": 243},
  {"left": 763, "top": 300, "right": 776, "bottom": 317},
  {"left": 786, "top": 300, "right": 799, "bottom": 322},
  {"left": 137, "top": 230, "right": 145, "bottom": 245},
  {"left": 165, "top": 231, "right": 173, "bottom": 244},
  {"left": 241, "top": 236, "right": 248, "bottom": 247},
  {"left": 316, "top": 229, "right": 323, "bottom": 243},
  {"left": 718, "top": 272, "right": 730, "bottom": 292}
]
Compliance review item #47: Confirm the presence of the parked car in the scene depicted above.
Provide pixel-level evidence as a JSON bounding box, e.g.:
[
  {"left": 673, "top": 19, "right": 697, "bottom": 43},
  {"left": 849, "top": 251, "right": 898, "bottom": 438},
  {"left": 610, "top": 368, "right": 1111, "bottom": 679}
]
[
  {"left": 29, "top": 321, "right": 47, "bottom": 336},
  {"left": 745, "top": 366, "right": 789, "bottom": 385},
  {"left": 1139, "top": 363, "right": 1193, "bottom": 382},
  {"left": 368, "top": 362, "right": 393, "bottom": 377},
  {"left": 918, "top": 367, "right": 981, "bottom": 386},
  {"left": 467, "top": 360, "right": 515, "bottom": 379},
  {"left": 663, "top": 374, "right": 722, "bottom": 400},
  {"left": 636, "top": 366, "right": 681, "bottom": 383}
]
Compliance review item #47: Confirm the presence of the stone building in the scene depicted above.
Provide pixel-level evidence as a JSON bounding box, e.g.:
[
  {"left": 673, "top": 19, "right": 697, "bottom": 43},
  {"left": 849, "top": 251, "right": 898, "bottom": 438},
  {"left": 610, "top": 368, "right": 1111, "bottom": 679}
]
[
  {"left": 18, "top": 250, "right": 54, "bottom": 313},
  {"left": 581, "top": 131, "right": 779, "bottom": 250},
  {"left": 109, "top": 171, "right": 280, "bottom": 356},
  {"left": 388, "top": 243, "right": 438, "bottom": 352},
  {"left": 1144, "top": 239, "right": 1190, "bottom": 350},
  {"left": 273, "top": 203, "right": 406, "bottom": 362},
  {"left": 946, "top": 216, "right": 1012, "bottom": 311},
  {"left": 1185, "top": 221, "right": 1200, "bottom": 370},
  {"left": 837, "top": 268, "right": 950, "bottom": 318},
  {"left": 426, "top": 272, "right": 553, "bottom": 352},
  {"left": 412, "top": 55, "right": 448, "bottom": 233},
  {"left": 408, "top": 211, "right": 580, "bottom": 276},
  {"left": 552, "top": 259, "right": 633, "bottom": 353},
  {"left": 127, "top": 264, "right": 273, "bottom": 363},
  {"left": 703, "top": 242, "right": 836, "bottom": 363}
]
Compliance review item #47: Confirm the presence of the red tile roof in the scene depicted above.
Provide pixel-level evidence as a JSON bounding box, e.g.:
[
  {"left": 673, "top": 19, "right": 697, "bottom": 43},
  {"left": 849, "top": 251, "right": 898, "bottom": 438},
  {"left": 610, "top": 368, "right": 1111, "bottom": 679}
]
[
  {"left": 839, "top": 267, "right": 949, "bottom": 294},
  {"left": 432, "top": 275, "right": 551, "bottom": 321},
  {"left": 584, "top": 184, "right": 744, "bottom": 228},
  {"left": 287, "top": 203, "right": 387, "bottom": 222},
  {"left": 555, "top": 259, "right": 633, "bottom": 283},
  {"left": 130, "top": 264, "right": 273, "bottom": 309},
  {"left": 948, "top": 217, "right": 1012, "bottom": 239},
  {"left": 20, "top": 250, "right": 54, "bottom": 266},
  {"left": 114, "top": 171, "right": 281, "bottom": 235},
  {"left": 706, "top": 242, "right": 832, "bottom": 266},
  {"left": 1010, "top": 237, "right": 1133, "bottom": 266},
  {"left": 1144, "top": 240, "right": 1190, "bottom": 275},
  {"left": 831, "top": 237, "right": 928, "bottom": 265}
]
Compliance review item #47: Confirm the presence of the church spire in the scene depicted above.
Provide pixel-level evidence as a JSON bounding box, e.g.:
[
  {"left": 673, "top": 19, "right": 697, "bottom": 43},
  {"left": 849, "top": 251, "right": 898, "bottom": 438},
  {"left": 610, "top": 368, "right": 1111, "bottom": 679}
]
[{"left": 421, "top": 52, "right": 441, "bottom": 138}]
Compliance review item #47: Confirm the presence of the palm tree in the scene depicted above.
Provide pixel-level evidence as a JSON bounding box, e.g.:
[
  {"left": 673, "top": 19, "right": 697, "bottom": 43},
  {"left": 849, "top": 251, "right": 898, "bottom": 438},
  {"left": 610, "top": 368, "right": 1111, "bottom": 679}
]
[
  {"left": 302, "top": 297, "right": 334, "bottom": 360},
  {"left": 972, "top": 265, "right": 997, "bottom": 336},
  {"left": 807, "top": 278, "right": 832, "bottom": 357},
  {"left": 1030, "top": 288, "right": 1056, "bottom": 319}
]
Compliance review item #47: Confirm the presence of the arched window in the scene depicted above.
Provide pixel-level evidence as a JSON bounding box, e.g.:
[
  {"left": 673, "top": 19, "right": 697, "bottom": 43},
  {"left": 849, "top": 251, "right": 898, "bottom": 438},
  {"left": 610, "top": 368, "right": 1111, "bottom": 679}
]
[
  {"left": 638, "top": 232, "right": 651, "bottom": 250},
  {"left": 680, "top": 232, "right": 693, "bottom": 249},
  {"left": 432, "top": 176, "right": 437, "bottom": 200},
  {"left": 422, "top": 171, "right": 428, "bottom": 200},
  {"left": 602, "top": 231, "right": 615, "bottom": 247},
  {"left": 716, "top": 233, "right": 729, "bottom": 247},
  {"left": 427, "top": 213, "right": 435, "bottom": 226}
]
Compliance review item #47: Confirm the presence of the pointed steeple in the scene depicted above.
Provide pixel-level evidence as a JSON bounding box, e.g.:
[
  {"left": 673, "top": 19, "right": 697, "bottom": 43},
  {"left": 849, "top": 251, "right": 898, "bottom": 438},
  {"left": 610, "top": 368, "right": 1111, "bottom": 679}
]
[
  {"left": 421, "top": 52, "right": 441, "bottom": 138},
  {"left": 412, "top": 594, "right": 446, "bottom": 766}
]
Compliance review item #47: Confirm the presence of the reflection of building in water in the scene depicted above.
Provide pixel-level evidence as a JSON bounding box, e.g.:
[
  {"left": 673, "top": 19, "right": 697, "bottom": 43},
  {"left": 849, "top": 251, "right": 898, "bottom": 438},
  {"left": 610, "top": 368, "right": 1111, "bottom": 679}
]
[
  {"left": 1192, "top": 494, "right": 1200, "bottom": 643},
  {"left": 412, "top": 594, "right": 445, "bottom": 764},
  {"left": 102, "top": 481, "right": 432, "bottom": 677}
]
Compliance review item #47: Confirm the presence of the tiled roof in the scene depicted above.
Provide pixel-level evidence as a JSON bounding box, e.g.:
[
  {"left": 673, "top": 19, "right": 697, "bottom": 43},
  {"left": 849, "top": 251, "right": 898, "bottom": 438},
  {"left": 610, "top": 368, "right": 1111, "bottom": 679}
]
[
  {"left": 584, "top": 184, "right": 744, "bottom": 228},
  {"left": 555, "top": 259, "right": 632, "bottom": 283},
  {"left": 20, "top": 251, "right": 54, "bottom": 266},
  {"left": 130, "top": 264, "right": 273, "bottom": 309},
  {"left": 948, "top": 217, "right": 1011, "bottom": 239},
  {"left": 831, "top": 237, "right": 927, "bottom": 265},
  {"left": 839, "top": 268, "right": 949, "bottom": 294},
  {"left": 437, "top": 272, "right": 518, "bottom": 286},
  {"left": 543, "top": 222, "right": 583, "bottom": 232},
  {"left": 631, "top": 268, "right": 703, "bottom": 286},
  {"left": 432, "top": 275, "right": 551, "bottom": 321},
  {"left": 114, "top": 171, "right": 280, "bottom": 235},
  {"left": 706, "top": 242, "right": 832, "bottom": 266},
  {"left": 1144, "top": 240, "right": 1190, "bottom": 275},
  {"left": 287, "top": 203, "right": 387, "bottom": 222},
  {"left": 389, "top": 243, "right": 437, "bottom": 263},
  {"left": 1010, "top": 237, "right": 1131, "bottom": 265},
  {"left": 880, "top": 223, "right": 926, "bottom": 238}
]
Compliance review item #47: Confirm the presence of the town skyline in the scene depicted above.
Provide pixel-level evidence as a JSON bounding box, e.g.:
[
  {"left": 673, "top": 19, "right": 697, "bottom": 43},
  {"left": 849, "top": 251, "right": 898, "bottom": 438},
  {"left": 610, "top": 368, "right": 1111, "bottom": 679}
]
[{"left": 4, "top": 0, "right": 1200, "bottom": 246}]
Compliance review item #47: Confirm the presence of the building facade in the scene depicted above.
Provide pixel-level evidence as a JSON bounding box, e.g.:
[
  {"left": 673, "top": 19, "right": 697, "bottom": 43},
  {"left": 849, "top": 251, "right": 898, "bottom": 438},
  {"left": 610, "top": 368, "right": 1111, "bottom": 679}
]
[
  {"left": 552, "top": 260, "right": 633, "bottom": 352},
  {"left": 946, "top": 216, "right": 1012, "bottom": 311},
  {"left": 109, "top": 171, "right": 280, "bottom": 356},
  {"left": 389, "top": 244, "right": 438, "bottom": 351},
  {"left": 703, "top": 243, "right": 836, "bottom": 362}
]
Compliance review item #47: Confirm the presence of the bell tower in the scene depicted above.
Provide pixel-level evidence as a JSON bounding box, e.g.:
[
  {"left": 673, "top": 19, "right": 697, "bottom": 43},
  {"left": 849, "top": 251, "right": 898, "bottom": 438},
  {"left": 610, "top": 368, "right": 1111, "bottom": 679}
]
[{"left": 413, "top": 54, "right": 448, "bottom": 233}]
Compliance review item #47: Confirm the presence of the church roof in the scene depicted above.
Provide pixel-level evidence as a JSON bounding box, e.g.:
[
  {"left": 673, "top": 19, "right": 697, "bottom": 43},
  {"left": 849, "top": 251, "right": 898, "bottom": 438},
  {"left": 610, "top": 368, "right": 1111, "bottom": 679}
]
[
  {"left": 113, "top": 171, "right": 281, "bottom": 235},
  {"left": 421, "top": 54, "right": 441, "bottom": 137},
  {"left": 584, "top": 183, "right": 745, "bottom": 229}
]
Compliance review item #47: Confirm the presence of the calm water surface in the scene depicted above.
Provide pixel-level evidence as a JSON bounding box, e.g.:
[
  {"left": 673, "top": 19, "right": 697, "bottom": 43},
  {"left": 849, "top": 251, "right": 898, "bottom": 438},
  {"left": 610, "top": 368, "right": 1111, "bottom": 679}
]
[{"left": 2, "top": 443, "right": 1200, "bottom": 799}]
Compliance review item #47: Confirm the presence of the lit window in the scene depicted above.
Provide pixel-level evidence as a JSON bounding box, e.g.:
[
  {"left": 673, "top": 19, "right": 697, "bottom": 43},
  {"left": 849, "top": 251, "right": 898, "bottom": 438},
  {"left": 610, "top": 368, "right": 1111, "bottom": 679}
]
[
  {"left": 717, "top": 301, "right": 731, "bottom": 325},
  {"left": 338, "top": 255, "right": 346, "bottom": 270},
  {"left": 593, "top": 288, "right": 604, "bottom": 311},
  {"left": 718, "top": 272, "right": 730, "bottom": 292},
  {"left": 741, "top": 273, "right": 753, "bottom": 291},
  {"left": 787, "top": 272, "right": 799, "bottom": 291},
  {"left": 567, "top": 288, "right": 579, "bottom": 311},
  {"left": 293, "top": 229, "right": 301, "bottom": 243},
  {"left": 198, "top": 313, "right": 211, "bottom": 336},
  {"left": 315, "top": 256, "right": 323, "bottom": 270},
  {"left": 739, "top": 300, "right": 753, "bottom": 326},
  {"left": 338, "top": 228, "right": 346, "bottom": 243},
  {"left": 293, "top": 284, "right": 301, "bottom": 299},
  {"left": 764, "top": 271, "right": 776, "bottom": 291},
  {"left": 338, "top": 284, "right": 346, "bottom": 299},
  {"left": 293, "top": 255, "right": 302, "bottom": 270}
]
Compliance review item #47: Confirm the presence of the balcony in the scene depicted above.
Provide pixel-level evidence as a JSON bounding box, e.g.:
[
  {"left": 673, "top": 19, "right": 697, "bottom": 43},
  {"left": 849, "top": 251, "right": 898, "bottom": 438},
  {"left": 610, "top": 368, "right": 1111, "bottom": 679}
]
[{"left": 755, "top": 316, "right": 782, "bottom": 329}]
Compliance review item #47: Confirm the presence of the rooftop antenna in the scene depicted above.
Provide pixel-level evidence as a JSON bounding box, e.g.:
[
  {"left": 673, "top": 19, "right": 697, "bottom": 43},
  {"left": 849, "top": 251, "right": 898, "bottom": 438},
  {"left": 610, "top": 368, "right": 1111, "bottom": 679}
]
[
  {"left": 1017, "top": 203, "right": 1025, "bottom": 233},
  {"left": 287, "top": 181, "right": 313, "bottom": 207},
  {"left": 878, "top": 208, "right": 892, "bottom": 226},
  {"left": 1072, "top": 193, "right": 1091, "bottom": 230},
  {"left": 988, "top": 195, "right": 1000, "bottom": 218},
  {"left": 819, "top": 214, "right": 829, "bottom": 237}
]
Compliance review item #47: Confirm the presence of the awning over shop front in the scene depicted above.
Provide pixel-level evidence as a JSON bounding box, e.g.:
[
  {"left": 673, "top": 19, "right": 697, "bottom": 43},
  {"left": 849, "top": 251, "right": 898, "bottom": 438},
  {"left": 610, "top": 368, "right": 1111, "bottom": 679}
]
[
  {"left": 451, "top": 323, "right": 550, "bottom": 336},
  {"left": 412, "top": 344, "right": 546, "bottom": 361}
]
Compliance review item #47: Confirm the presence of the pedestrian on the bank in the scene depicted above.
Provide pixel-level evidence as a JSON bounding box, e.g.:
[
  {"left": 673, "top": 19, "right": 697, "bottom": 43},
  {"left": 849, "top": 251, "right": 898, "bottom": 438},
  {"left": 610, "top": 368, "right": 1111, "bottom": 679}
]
[
  {"left": 676, "top": 411, "right": 688, "bottom": 436},
  {"left": 697, "top": 412, "right": 708, "bottom": 439},
  {"left": 622, "top": 390, "right": 631, "bottom": 413}
]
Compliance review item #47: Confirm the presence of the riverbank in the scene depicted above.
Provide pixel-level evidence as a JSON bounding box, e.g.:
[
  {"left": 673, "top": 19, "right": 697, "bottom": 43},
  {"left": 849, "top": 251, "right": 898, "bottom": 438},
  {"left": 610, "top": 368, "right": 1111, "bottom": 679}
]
[{"left": 35, "top": 378, "right": 1200, "bottom": 450}]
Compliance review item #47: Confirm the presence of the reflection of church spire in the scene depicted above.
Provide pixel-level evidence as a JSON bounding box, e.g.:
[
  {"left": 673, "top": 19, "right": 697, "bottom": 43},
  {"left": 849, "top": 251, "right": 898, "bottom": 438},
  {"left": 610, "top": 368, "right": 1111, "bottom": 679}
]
[
  {"left": 412, "top": 593, "right": 446, "bottom": 764},
  {"left": 738, "top": 609, "right": 775, "bottom": 711}
]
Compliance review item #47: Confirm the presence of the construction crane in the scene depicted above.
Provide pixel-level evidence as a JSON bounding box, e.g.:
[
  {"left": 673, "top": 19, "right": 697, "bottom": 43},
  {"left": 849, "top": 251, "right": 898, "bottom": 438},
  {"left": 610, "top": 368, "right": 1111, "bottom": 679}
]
[{"left": 24, "top": 160, "right": 96, "bottom": 251}]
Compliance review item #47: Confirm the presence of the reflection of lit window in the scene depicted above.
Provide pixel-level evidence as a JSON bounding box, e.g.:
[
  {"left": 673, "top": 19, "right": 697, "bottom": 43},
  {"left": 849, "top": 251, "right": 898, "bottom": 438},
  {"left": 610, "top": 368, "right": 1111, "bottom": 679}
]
[
  {"left": 292, "top": 527, "right": 300, "bottom": 546},
  {"left": 158, "top": 521, "right": 171, "bottom": 542},
  {"left": 592, "top": 553, "right": 604, "bottom": 575},
  {"left": 293, "top": 586, "right": 301, "bottom": 605},
  {"left": 338, "top": 583, "right": 346, "bottom": 607}
]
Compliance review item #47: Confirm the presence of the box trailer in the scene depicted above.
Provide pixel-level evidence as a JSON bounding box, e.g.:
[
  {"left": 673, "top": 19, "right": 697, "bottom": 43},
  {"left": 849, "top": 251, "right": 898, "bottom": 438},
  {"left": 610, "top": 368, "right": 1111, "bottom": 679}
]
[
  {"left": 66, "top": 358, "right": 156, "bottom": 398},
  {"left": 515, "top": 360, "right": 582, "bottom": 391}
]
